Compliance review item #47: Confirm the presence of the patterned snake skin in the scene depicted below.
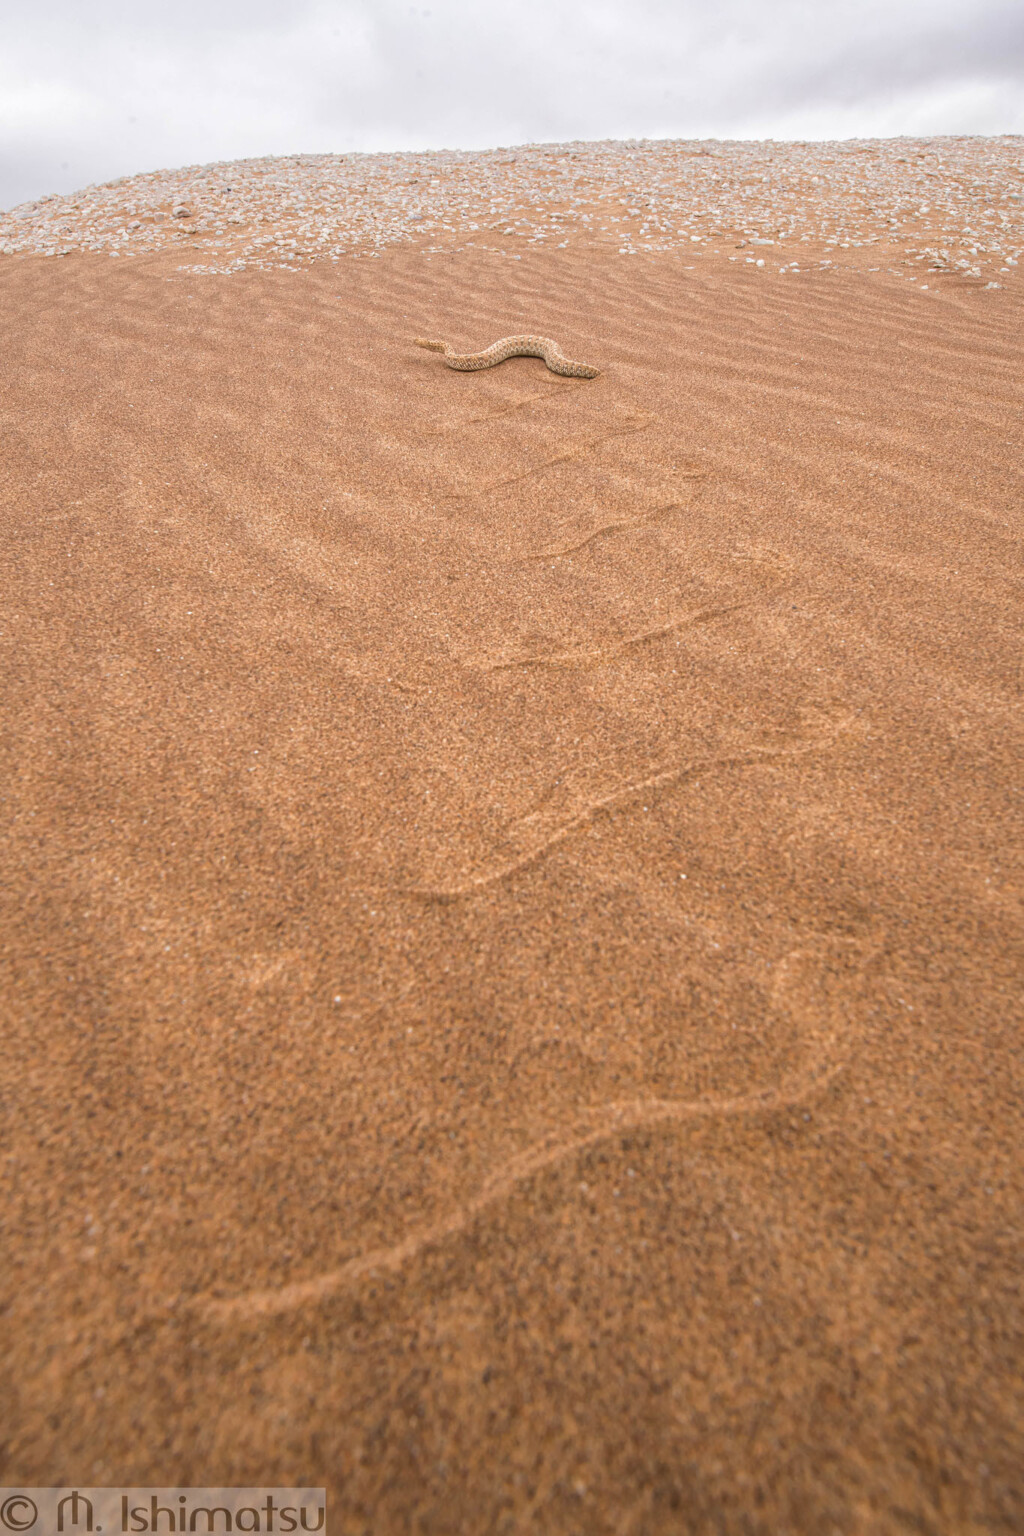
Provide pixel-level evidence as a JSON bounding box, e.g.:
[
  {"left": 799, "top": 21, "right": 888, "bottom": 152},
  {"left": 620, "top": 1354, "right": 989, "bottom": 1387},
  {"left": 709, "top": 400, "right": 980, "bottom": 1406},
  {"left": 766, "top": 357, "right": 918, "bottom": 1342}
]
[{"left": 415, "top": 335, "right": 600, "bottom": 378}]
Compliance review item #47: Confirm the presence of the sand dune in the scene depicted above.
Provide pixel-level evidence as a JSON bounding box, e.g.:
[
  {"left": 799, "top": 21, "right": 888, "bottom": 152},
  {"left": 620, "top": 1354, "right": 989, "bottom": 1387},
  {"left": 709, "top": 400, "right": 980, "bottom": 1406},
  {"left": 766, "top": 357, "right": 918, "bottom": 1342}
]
[{"left": 1, "top": 204, "right": 1022, "bottom": 1533}]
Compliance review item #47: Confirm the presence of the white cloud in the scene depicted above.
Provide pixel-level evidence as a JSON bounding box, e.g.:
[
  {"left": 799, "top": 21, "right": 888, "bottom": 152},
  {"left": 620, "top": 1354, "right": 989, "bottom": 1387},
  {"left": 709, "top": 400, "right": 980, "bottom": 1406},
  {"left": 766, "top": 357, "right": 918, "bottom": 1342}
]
[
  {"left": 2, "top": 0, "right": 1022, "bottom": 208},
  {"left": 0, "top": 80, "right": 98, "bottom": 136}
]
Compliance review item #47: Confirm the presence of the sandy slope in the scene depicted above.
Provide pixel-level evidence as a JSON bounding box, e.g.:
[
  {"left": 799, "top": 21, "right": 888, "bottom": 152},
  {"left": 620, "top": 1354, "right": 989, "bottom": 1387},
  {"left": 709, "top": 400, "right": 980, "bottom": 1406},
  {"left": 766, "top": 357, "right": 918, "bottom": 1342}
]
[
  {"left": 1, "top": 238, "right": 1022, "bottom": 1533},
  {"left": 3, "top": 136, "right": 1021, "bottom": 291}
]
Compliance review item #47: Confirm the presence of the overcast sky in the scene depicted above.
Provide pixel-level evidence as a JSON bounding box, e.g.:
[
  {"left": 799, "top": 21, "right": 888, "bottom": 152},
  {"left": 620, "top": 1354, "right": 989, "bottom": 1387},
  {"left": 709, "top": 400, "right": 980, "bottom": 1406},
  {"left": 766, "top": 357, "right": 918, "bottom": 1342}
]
[{"left": 2, "top": 0, "right": 1022, "bottom": 209}]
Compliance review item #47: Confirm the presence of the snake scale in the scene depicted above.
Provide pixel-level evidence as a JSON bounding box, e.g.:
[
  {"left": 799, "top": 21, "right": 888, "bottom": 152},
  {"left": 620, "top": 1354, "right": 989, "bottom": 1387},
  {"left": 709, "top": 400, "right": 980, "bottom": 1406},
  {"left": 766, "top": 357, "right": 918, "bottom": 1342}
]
[{"left": 415, "top": 335, "right": 600, "bottom": 378}]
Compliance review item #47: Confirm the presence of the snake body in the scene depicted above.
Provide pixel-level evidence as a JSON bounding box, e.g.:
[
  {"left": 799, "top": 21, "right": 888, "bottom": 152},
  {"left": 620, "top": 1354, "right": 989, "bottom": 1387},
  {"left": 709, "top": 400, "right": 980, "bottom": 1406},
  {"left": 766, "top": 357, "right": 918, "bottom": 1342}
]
[{"left": 415, "top": 335, "right": 599, "bottom": 378}]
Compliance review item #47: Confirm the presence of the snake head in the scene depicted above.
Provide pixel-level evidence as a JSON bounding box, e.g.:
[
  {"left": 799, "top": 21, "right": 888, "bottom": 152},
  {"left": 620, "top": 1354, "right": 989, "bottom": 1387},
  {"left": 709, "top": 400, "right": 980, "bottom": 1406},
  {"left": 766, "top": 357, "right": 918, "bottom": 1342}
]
[{"left": 414, "top": 338, "right": 447, "bottom": 353}]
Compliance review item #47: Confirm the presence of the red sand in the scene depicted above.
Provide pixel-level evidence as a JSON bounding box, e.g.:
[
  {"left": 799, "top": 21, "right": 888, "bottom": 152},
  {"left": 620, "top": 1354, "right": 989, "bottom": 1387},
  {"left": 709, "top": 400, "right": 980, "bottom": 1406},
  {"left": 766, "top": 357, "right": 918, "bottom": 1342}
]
[{"left": 1, "top": 236, "right": 1022, "bottom": 1533}]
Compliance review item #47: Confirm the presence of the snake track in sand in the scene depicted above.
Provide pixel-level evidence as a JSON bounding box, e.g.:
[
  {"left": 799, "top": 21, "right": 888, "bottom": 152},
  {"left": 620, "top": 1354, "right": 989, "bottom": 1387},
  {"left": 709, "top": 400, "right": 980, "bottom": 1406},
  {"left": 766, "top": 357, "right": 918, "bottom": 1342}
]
[{"left": 415, "top": 334, "right": 600, "bottom": 378}]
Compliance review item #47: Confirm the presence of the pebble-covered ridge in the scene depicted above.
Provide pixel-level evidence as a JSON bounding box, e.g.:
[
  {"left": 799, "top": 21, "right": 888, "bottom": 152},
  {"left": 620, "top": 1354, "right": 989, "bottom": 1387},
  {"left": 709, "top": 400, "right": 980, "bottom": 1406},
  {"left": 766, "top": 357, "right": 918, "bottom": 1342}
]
[{"left": 2, "top": 135, "right": 1021, "bottom": 288}]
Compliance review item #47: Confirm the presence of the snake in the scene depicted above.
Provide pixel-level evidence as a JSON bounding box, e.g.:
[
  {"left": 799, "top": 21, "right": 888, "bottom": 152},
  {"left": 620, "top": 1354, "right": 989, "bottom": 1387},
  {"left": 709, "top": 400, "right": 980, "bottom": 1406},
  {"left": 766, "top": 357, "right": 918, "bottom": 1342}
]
[{"left": 415, "top": 335, "right": 600, "bottom": 378}]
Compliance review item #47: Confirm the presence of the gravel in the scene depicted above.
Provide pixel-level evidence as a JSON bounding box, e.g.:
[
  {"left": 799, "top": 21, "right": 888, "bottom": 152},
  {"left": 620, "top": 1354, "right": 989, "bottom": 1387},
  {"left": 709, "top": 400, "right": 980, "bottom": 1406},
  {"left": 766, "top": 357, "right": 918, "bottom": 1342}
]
[{"left": 1, "top": 135, "right": 1021, "bottom": 286}]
